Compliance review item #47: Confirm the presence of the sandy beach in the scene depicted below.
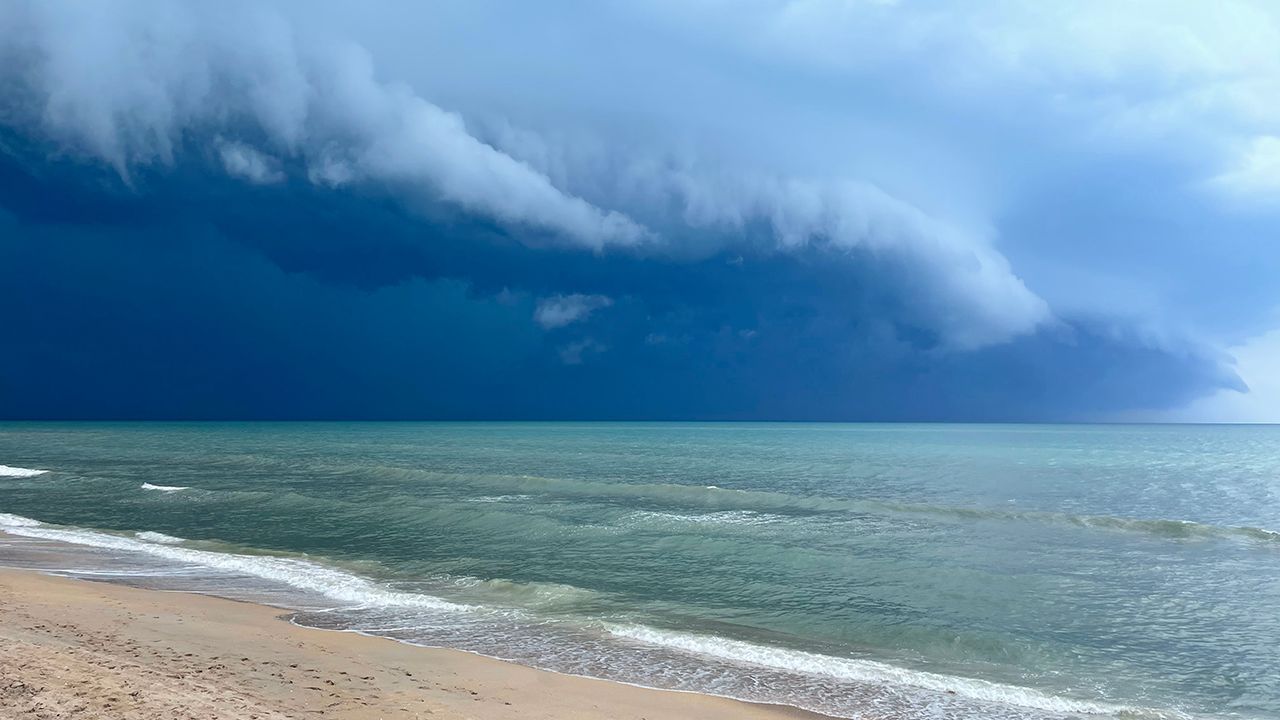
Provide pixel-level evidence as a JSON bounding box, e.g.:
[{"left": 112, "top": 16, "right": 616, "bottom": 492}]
[{"left": 0, "top": 569, "right": 826, "bottom": 720}]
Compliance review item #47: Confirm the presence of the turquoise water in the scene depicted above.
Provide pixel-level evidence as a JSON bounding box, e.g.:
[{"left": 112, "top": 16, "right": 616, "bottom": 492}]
[{"left": 1, "top": 422, "right": 1278, "bottom": 719}]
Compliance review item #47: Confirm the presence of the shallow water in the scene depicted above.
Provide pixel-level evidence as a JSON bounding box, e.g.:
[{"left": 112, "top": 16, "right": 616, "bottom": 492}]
[{"left": 2, "top": 422, "right": 1278, "bottom": 719}]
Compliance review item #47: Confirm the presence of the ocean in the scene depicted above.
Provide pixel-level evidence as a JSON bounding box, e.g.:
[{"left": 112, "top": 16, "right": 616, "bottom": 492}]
[{"left": 1, "top": 422, "right": 1277, "bottom": 719}]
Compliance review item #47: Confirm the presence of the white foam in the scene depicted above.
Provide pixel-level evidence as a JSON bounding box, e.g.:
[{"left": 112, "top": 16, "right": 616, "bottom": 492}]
[
  {"left": 446, "top": 575, "right": 604, "bottom": 609},
  {"left": 627, "top": 510, "right": 785, "bottom": 527},
  {"left": 0, "top": 512, "right": 42, "bottom": 527},
  {"left": 608, "top": 625, "right": 1150, "bottom": 716},
  {"left": 141, "top": 482, "right": 190, "bottom": 492},
  {"left": 466, "top": 494, "right": 533, "bottom": 503},
  {"left": 135, "top": 531, "right": 185, "bottom": 545},
  {"left": 1, "top": 522, "right": 469, "bottom": 613},
  {"left": 0, "top": 465, "right": 48, "bottom": 478}
]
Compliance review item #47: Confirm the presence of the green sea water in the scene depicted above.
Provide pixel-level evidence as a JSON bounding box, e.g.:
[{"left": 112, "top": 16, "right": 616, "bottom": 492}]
[{"left": 1, "top": 422, "right": 1278, "bottom": 719}]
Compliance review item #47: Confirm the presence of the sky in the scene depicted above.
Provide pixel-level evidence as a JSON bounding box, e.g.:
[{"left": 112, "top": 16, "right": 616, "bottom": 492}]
[{"left": 1, "top": 0, "right": 1277, "bottom": 421}]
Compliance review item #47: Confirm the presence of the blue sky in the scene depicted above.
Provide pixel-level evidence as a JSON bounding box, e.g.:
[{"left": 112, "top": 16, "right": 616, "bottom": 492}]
[{"left": 1, "top": 0, "right": 1277, "bottom": 421}]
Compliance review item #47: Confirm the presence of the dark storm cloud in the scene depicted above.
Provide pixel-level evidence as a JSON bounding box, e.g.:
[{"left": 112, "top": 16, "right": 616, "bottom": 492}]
[
  {"left": 1, "top": 0, "right": 1274, "bottom": 419},
  {"left": 0, "top": 0, "right": 1057, "bottom": 349}
]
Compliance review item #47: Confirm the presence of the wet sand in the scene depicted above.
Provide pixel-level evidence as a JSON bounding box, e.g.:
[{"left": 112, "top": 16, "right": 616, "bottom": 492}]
[{"left": 0, "top": 568, "right": 830, "bottom": 720}]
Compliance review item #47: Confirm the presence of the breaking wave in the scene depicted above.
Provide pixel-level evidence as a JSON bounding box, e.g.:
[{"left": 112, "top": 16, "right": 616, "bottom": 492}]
[
  {"left": 135, "top": 531, "right": 186, "bottom": 544},
  {"left": 141, "top": 482, "right": 190, "bottom": 492},
  {"left": 0, "top": 513, "right": 466, "bottom": 612},
  {"left": 607, "top": 624, "right": 1162, "bottom": 717},
  {"left": 0, "top": 464, "right": 48, "bottom": 478},
  {"left": 376, "top": 468, "right": 1280, "bottom": 546},
  {"left": 0, "top": 510, "right": 1191, "bottom": 720}
]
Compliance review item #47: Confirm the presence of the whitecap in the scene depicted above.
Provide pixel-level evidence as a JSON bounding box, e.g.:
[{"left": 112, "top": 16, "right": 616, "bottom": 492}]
[
  {"left": 0, "top": 465, "right": 48, "bottom": 478},
  {"left": 141, "top": 482, "right": 190, "bottom": 492},
  {"left": 135, "top": 531, "right": 186, "bottom": 545},
  {"left": 0, "top": 512, "right": 42, "bottom": 527},
  {"left": 465, "top": 494, "right": 533, "bottom": 503},
  {"left": 0, "top": 521, "right": 470, "bottom": 613},
  {"left": 607, "top": 624, "right": 1150, "bottom": 717},
  {"left": 627, "top": 509, "right": 786, "bottom": 528}
]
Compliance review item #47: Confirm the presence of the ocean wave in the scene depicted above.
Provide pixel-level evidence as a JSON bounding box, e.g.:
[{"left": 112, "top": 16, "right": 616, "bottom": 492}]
[
  {"left": 608, "top": 624, "right": 1162, "bottom": 717},
  {"left": 0, "top": 512, "right": 42, "bottom": 527},
  {"left": 0, "top": 464, "right": 48, "bottom": 478},
  {"left": 140, "top": 482, "right": 190, "bottom": 492},
  {"left": 388, "top": 469, "right": 1280, "bottom": 548},
  {"left": 135, "top": 531, "right": 186, "bottom": 545},
  {"left": 0, "top": 509, "right": 1197, "bottom": 720},
  {"left": 625, "top": 509, "right": 787, "bottom": 528},
  {"left": 389, "top": 469, "right": 856, "bottom": 516},
  {"left": 1066, "top": 514, "right": 1279, "bottom": 542},
  {"left": 874, "top": 502, "right": 1280, "bottom": 546},
  {"left": 0, "top": 516, "right": 468, "bottom": 613},
  {"left": 445, "top": 575, "right": 607, "bottom": 610}
]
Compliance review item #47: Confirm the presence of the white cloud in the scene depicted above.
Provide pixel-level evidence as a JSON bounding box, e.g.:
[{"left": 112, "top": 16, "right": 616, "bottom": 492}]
[
  {"left": 1, "top": 1, "right": 646, "bottom": 249},
  {"left": 217, "top": 139, "right": 284, "bottom": 185},
  {"left": 632, "top": 1, "right": 1280, "bottom": 124},
  {"left": 534, "top": 294, "right": 614, "bottom": 329},
  {"left": 0, "top": 0, "right": 1064, "bottom": 350},
  {"left": 612, "top": 165, "right": 1051, "bottom": 348},
  {"left": 1168, "top": 325, "right": 1280, "bottom": 422},
  {"left": 558, "top": 338, "right": 605, "bottom": 365},
  {"left": 1209, "top": 136, "right": 1280, "bottom": 209},
  {"left": 7, "top": 0, "right": 1280, "bottom": 363}
]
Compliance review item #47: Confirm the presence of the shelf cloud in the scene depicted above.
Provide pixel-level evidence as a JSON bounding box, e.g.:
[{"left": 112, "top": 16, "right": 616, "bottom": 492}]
[{"left": 2, "top": 0, "right": 1277, "bottom": 420}]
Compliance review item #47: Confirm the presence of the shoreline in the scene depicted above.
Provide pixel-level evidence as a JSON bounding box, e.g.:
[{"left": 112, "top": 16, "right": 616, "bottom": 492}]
[{"left": 0, "top": 567, "right": 833, "bottom": 720}]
